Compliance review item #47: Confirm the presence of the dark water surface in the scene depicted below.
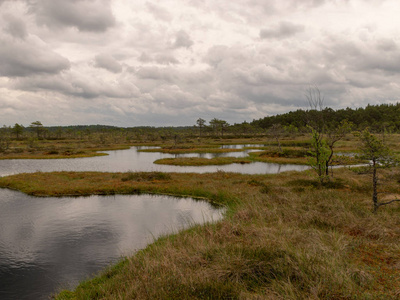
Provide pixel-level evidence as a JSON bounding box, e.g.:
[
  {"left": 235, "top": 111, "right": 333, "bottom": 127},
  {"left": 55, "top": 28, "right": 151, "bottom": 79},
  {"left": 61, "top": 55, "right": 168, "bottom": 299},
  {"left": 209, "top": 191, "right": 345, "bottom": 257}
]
[{"left": 0, "top": 189, "right": 224, "bottom": 299}]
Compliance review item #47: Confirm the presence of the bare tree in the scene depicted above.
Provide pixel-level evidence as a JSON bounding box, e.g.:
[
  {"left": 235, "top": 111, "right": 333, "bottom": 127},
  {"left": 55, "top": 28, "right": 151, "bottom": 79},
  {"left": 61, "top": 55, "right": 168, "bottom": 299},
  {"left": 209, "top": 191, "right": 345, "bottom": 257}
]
[
  {"left": 305, "top": 86, "right": 325, "bottom": 132},
  {"left": 269, "top": 124, "right": 283, "bottom": 153},
  {"left": 325, "top": 120, "right": 353, "bottom": 176}
]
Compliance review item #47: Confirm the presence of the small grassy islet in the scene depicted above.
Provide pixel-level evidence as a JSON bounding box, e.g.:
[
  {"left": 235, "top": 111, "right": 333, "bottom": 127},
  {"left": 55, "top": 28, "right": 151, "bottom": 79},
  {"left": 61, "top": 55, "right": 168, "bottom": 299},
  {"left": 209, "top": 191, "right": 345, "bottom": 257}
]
[{"left": 154, "top": 157, "right": 252, "bottom": 166}]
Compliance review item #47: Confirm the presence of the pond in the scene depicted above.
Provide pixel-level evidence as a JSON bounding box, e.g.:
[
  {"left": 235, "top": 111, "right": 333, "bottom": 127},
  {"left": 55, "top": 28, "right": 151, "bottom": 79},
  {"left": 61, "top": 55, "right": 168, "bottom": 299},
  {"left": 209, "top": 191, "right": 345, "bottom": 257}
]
[
  {"left": 0, "top": 146, "right": 309, "bottom": 177},
  {"left": 0, "top": 189, "right": 224, "bottom": 299},
  {"left": 0, "top": 145, "right": 307, "bottom": 299}
]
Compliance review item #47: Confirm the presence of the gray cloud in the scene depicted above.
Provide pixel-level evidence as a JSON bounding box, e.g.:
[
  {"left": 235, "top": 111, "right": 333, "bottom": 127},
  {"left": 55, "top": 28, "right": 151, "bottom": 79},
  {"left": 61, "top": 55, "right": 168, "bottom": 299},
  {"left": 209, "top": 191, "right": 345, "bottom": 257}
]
[
  {"left": 136, "top": 66, "right": 178, "bottom": 82},
  {"left": 0, "top": 35, "right": 70, "bottom": 77},
  {"left": 155, "top": 54, "right": 180, "bottom": 65},
  {"left": 145, "top": 2, "right": 172, "bottom": 22},
  {"left": 260, "top": 21, "right": 305, "bottom": 39},
  {"left": 12, "top": 71, "right": 140, "bottom": 100},
  {"left": 138, "top": 52, "right": 152, "bottom": 63},
  {"left": 319, "top": 36, "right": 400, "bottom": 76},
  {"left": 94, "top": 54, "right": 122, "bottom": 73},
  {"left": 137, "top": 53, "right": 180, "bottom": 65},
  {"left": 376, "top": 38, "right": 397, "bottom": 52},
  {"left": 3, "top": 14, "right": 28, "bottom": 39},
  {"left": 30, "top": 0, "right": 116, "bottom": 32},
  {"left": 173, "top": 30, "right": 193, "bottom": 48},
  {"left": 204, "top": 45, "right": 231, "bottom": 67},
  {"left": 287, "top": 0, "right": 327, "bottom": 9}
]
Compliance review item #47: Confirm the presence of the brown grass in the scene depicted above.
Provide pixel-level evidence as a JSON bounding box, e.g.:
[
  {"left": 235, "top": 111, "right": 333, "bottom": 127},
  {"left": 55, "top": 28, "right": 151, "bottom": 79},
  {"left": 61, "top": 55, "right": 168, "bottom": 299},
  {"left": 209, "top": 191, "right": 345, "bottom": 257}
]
[
  {"left": 154, "top": 157, "right": 252, "bottom": 166},
  {"left": 1, "top": 167, "right": 399, "bottom": 299},
  {"left": 0, "top": 139, "right": 131, "bottom": 159}
]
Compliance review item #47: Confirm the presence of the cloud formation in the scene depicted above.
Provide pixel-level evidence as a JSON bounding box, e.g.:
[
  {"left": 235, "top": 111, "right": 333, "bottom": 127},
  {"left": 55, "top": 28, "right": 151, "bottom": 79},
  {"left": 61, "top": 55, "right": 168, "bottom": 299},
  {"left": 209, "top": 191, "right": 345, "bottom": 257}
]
[
  {"left": 94, "top": 54, "right": 123, "bottom": 73},
  {"left": 0, "top": 35, "right": 70, "bottom": 77},
  {"left": 260, "top": 21, "right": 305, "bottom": 39},
  {"left": 0, "top": 0, "right": 399, "bottom": 127},
  {"left": 29, "top": 0, "right": 116, "bottom": 32}
]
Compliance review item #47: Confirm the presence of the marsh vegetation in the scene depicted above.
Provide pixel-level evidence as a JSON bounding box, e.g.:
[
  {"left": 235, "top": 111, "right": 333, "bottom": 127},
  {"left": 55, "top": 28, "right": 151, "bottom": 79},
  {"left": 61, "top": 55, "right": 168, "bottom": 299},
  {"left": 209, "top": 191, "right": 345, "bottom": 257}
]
[
  {"left": 1, "top": 104, "right": 400, "bottom": 299},
  {"left": 1, "top": 167, "right": 399, "bottom": 299}
]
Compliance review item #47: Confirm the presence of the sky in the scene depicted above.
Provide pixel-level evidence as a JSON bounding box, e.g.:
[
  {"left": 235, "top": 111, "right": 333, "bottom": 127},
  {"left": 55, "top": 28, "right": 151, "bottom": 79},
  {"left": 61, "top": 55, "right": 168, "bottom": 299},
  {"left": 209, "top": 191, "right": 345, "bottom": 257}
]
[{"left": 0, "top": 0, "right": 399, "bottom": 127}]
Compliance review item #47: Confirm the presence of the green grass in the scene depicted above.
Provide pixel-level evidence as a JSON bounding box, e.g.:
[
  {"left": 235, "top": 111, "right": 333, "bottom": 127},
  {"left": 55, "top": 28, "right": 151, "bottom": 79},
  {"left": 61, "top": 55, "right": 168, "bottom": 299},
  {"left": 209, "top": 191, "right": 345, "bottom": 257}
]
[{"left": 1, "top": 168, "right": 399, "bottom": 299}]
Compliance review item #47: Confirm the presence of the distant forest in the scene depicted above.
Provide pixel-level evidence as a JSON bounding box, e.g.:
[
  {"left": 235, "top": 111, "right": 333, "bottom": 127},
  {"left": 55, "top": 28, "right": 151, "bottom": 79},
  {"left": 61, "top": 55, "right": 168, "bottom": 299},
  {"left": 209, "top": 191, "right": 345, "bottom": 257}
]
[
  {"left": 251, "top": 103, "right": 400, "bottom": 133},
  {"left": 1, "top": 103, "right": 400, "bottom": 143}
]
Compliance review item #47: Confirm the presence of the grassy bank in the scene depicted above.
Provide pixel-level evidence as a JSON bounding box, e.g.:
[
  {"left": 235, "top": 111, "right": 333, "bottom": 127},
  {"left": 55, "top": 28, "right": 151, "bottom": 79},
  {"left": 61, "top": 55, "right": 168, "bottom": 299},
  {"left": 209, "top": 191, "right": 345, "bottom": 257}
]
[
  {"left": 0, "top": 141, "right": 131, "bottom": 159},
  {"left": 1, "top": 168, "right": 399, "bottom": 299},
  {"left": 151, "top": 149, "right": 362, "bottom": 167},
  {"left": 154, "top": 157, "right": 252, "bottom": 166},
  {"left": 138, "top": 147, "right": 243, "bottom": 154}
]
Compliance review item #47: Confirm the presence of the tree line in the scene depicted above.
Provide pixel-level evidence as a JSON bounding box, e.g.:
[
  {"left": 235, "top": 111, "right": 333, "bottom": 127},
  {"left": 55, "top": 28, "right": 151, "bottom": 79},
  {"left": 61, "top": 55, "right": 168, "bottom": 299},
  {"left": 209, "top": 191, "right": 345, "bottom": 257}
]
[
  {"left": 1, "top": 102, "right": 400, "bottom": 145},
  {"left": 251, "top": 103, "right": 400, "bottom": 133}
]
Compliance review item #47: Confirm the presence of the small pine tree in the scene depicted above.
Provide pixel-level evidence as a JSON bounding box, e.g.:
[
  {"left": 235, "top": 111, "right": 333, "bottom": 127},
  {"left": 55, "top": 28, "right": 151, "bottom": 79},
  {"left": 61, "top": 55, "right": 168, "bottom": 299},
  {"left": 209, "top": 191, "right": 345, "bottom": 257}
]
[
  {"left": 358, "top": 129, "right": 399, "bottom": 212},
  {"left": 307, "top": 127, "right": 330, "bottom": 184}
]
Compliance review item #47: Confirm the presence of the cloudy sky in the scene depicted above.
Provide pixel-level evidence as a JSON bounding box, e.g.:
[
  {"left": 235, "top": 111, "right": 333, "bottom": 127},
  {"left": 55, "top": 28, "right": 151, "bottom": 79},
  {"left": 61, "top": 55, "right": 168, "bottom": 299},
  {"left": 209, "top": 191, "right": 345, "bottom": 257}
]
[{"left": 0, "top": 0, "right": 399, "bottom": 127}]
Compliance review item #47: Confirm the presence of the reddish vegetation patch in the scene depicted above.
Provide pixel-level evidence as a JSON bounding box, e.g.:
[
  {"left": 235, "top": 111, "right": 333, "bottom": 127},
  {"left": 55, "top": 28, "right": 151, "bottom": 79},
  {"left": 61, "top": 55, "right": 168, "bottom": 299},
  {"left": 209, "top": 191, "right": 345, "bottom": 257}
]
[{"left": 351, "top": 244, "right": 400, "bottom": 295}]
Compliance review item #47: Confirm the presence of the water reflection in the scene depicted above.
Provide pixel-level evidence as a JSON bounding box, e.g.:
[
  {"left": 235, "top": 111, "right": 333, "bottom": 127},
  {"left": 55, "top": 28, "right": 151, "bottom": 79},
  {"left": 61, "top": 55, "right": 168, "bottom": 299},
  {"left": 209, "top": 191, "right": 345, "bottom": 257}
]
[
  {"left": 0, "top": 189, "right": 224, "bottom": 299},
  {"left": 220, "top": 144, "right": 265, "bottom": 149},
  {"left": 0, "top": 146, "right": 308, "bottom": 177}
]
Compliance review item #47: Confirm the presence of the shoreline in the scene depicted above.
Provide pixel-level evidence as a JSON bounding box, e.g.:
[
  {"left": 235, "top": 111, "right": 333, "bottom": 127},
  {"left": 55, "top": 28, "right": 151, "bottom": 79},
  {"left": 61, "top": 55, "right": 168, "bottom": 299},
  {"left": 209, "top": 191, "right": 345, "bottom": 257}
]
[{"left": 0, "top": 168, "right": 398, "bottom": 299}]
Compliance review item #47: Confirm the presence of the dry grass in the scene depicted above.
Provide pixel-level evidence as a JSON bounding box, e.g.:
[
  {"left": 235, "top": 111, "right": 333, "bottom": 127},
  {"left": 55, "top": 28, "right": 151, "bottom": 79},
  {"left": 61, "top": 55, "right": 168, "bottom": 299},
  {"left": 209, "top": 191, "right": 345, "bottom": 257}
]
[
  {"left": 1, "top": 167, "right": 399, "bottom": 299},
  {"left": 154, "top": 157, "right": 252, "bottom": 166},
  {"left": 138, "top": 147, "right": 243, "bottom": 154},
  {"left": 0, "top": 139, "right": 131, "bottom": 159}
]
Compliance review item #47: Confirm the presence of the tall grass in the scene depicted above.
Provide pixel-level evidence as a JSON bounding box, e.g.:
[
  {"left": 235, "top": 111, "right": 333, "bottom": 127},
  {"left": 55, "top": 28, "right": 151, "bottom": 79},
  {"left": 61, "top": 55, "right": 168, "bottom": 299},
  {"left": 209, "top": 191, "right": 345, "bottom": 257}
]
[{"left": 1, "top": 168, "right": 399, "bottom": 299}]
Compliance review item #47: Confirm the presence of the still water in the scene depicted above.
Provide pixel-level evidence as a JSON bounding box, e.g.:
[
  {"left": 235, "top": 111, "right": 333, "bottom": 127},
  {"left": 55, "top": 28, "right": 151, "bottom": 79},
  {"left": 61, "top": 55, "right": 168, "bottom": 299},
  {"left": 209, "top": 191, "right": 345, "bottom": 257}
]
[
  {"left": 0, "top": 189, "right": 224, "bottom": 299},
  {"left": 0, "top": 145, "right": 307, "bottom": 299},
  {"left": 0, "top": 146, "right": 309, "bottom": 177}
]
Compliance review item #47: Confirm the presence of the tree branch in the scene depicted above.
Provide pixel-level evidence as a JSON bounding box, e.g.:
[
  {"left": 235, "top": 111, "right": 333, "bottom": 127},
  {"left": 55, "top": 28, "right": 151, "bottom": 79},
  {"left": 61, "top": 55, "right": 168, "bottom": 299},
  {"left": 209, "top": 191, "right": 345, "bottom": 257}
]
[{"left": 378, "top": 199, "right": 400, "bottom": 207}]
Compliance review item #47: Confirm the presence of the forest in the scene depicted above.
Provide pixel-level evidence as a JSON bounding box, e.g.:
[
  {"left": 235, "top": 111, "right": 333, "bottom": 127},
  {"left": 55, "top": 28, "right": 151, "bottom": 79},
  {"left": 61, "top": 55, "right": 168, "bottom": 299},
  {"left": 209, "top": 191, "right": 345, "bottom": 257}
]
[{"left": 1, "top": 103, "right": 399, "bottom": 147}]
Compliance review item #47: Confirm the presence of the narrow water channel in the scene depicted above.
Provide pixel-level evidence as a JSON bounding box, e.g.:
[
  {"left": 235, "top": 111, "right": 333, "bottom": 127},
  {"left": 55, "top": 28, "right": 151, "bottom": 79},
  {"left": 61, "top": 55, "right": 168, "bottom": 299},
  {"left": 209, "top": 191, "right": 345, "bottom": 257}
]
[
  {"left": 0, "top": 146, "right": 309, "bottom": 177},
  {"left": 0, "top": 189, "right": 224, "bottom": 299}
]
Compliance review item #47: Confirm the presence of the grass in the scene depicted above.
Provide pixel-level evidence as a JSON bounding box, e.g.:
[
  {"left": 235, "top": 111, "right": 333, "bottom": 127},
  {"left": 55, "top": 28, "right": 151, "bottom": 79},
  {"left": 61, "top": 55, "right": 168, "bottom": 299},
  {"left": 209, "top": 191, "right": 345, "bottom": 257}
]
[
  {"left": 0, "top": 140, "right": 131, "bottom": 159},
  {"left": 154, "top": 157, "right": 252, "bottom": 166},
  {"left": 248, "top": 150, "right": 309, "bottom": 165},
  {"left": 138, "top": 147, "right": 243, "bottom": 154},
  {"left": 121, "top": 171, "right": 172, "bottom": 181},
  {"left": 1, "top": 168, "right": 399, "bottom": 299}
]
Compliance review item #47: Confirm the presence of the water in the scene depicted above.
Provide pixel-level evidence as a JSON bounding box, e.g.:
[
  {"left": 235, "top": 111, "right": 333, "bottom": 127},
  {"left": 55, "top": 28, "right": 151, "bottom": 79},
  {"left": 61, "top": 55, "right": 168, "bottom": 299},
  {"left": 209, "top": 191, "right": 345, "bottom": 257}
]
[
  {"left": 0, "top": 189, "right": 224, "bottom": 299},
  {"left": 0, "top": 146, "right": 308, "bottom": 177},
  {"left": 220, "top": 144, "right": 265, "bottom": 149},
  {"left": 0, "top": 145, "right": 307, "bottom": 298}
]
